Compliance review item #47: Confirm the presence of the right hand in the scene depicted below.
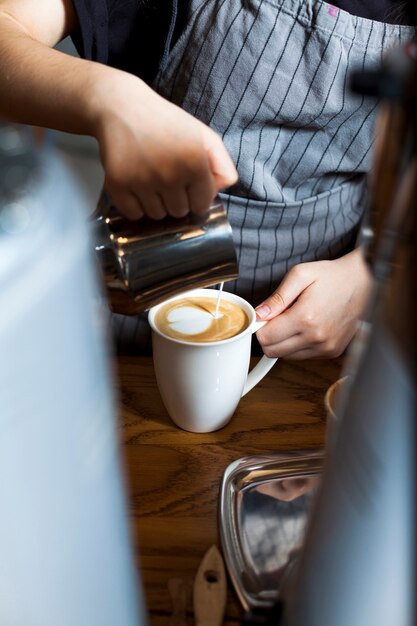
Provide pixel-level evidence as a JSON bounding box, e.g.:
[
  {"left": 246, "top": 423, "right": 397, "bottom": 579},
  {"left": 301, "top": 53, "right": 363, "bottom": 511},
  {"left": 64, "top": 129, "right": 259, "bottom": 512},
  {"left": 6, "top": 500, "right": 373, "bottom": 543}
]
[
  {"left": 93, "top": 71, "right": 238, "bottom": 220},
  {"left": 254, "top": 248, "right": 373, "bottom": 359}
]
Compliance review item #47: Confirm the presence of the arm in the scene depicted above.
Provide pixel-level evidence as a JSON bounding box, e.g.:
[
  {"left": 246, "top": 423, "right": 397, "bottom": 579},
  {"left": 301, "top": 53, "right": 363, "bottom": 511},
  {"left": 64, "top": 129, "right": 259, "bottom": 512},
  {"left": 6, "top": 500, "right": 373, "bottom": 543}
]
[
  {"left": 0, "top": 0, "right": 237, "bottom": 219},
  {"left": 254, "top": 248, "right": 373, "bottom": 359}
]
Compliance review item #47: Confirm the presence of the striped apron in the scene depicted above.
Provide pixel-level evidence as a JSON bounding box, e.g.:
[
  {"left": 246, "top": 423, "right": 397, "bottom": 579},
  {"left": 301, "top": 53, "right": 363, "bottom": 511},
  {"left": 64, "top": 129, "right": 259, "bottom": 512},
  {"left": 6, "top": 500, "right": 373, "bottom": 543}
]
[{"left": 111, "top": 0, "right": 415, "bottom": 354}]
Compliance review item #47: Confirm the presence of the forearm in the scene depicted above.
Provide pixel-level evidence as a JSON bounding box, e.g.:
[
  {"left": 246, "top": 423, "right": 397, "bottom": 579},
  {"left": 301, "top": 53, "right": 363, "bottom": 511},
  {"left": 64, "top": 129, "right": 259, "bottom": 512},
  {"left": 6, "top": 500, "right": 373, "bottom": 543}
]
[
  {"left": 0, "top": 11, "right": 116, "bottom": 137},
  {"left": 0, "top": 2, "right": 237, "bottom": 220}
]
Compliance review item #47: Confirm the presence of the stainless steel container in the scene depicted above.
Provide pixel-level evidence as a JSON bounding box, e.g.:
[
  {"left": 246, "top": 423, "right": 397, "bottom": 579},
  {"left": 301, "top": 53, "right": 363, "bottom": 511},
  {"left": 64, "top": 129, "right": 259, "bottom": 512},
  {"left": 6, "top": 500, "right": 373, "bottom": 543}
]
[{"left": 93, "top": 191, "right": 238, "bottom": 314}]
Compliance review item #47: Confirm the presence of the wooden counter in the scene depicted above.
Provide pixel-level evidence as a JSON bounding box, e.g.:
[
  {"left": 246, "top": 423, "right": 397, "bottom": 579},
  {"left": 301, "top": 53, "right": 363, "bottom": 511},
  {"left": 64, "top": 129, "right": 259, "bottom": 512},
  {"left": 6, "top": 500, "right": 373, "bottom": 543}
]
[{"left": 116, "top": 356, "right": 343, "bottom": 626}]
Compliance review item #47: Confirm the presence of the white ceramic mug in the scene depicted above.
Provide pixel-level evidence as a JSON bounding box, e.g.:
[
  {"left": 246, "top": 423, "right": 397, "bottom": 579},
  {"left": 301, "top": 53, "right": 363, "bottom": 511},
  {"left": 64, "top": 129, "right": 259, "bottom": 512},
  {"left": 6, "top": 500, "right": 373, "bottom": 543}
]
[{"left": 148, "top": 289, "right": 278, "bottom": 433}]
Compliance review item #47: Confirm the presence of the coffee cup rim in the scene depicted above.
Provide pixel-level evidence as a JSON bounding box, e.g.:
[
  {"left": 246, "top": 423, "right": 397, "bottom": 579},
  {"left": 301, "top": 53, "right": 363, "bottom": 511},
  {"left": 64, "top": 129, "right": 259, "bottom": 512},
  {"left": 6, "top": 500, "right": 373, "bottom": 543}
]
[{"left": 148, "top": 288, "right": 256, "bottom": 346}]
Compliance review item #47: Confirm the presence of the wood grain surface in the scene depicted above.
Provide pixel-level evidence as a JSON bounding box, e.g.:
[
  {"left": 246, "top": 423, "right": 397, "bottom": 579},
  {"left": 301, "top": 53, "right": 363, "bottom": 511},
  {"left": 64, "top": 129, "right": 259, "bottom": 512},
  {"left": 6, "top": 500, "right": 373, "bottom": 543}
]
[{"left": 115, "top": 356, "right": 343, "bottom": 626}]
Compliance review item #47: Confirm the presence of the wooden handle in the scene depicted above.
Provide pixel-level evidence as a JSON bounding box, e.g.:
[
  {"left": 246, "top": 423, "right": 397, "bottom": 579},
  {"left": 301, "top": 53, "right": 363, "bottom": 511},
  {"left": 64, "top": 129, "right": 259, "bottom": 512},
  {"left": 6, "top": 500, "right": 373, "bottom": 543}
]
[{"left": 193, "top": 545, "right": 227, "bottom": 626}]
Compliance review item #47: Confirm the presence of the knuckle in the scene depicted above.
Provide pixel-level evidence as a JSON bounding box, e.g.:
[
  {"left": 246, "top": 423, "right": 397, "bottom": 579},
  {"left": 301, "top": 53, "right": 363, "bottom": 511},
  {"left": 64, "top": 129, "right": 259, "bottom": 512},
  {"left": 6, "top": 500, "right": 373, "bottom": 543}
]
[
  {"left": 288, "top": 262, "right": 315, "bottom": 285},
  {"left": 269, "top": 291, "right": 286, "bottom": 309},
  {"left": 310, "top": 326, "right": 328, "bottom": 344},
  {"left": 312, "top": 327, "right": 326, "bottom": 344},
  {"left": 288, "top": 264, "right": 305, "bottom": 281},
  {"left": 299, "top": 310, "right": 316, "bottom": 329},
  {"left": 300, "top": 314, "right": 327, "bottom": 344},
  {"left": 325, "top": 340, "right": 344, "bottom": 359}
]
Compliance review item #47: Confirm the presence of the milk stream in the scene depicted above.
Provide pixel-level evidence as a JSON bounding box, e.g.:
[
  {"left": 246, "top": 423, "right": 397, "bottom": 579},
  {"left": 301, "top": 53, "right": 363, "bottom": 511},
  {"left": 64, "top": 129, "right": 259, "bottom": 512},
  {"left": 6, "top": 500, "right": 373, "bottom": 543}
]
[{"left": 214, "top": 282, "right": 224, "bottom": 318}]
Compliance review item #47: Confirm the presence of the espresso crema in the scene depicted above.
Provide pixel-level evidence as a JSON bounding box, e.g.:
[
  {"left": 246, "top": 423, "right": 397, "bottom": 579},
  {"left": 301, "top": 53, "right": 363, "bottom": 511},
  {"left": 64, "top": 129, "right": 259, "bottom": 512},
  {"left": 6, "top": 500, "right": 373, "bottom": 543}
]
[{"left": 154, "top": 296, "right": 249, "bottom": 342}]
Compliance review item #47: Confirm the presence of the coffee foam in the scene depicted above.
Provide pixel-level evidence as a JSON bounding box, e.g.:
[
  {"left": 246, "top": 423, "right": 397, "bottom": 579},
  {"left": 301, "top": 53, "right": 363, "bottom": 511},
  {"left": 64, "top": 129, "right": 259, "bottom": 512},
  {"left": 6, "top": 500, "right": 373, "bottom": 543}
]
[{"left": 154, "top": 296, "right": 249, "bottom": 343}]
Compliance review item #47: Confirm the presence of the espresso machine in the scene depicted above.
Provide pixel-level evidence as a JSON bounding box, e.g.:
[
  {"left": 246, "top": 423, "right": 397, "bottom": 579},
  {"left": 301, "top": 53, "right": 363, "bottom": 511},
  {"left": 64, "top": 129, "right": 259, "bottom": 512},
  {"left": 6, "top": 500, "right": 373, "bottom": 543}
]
[{"left": 220, "top": 39, "right": 416, "bottom": 626}]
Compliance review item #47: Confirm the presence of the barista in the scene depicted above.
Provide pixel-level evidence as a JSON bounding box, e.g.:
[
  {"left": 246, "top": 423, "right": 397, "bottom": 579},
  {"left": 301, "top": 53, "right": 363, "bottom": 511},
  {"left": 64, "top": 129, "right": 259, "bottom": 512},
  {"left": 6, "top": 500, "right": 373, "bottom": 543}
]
[{"left": 0, "top": 1, "right": 416, "bottom": 357}]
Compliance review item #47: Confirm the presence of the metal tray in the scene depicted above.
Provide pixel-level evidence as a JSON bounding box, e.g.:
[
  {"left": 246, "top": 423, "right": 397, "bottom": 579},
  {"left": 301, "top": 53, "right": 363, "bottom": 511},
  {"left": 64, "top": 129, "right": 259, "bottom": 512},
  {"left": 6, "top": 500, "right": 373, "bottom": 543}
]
[{"left": 219, "top": 451, "right": 324, "bottom": 613}]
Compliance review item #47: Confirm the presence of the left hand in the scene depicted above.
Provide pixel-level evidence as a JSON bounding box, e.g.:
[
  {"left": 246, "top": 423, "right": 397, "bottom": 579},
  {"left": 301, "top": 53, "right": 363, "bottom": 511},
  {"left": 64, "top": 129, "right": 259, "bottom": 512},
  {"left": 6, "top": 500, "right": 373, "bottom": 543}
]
[{"left": 254, "top": 248, "right": 373, "bottom": 359}]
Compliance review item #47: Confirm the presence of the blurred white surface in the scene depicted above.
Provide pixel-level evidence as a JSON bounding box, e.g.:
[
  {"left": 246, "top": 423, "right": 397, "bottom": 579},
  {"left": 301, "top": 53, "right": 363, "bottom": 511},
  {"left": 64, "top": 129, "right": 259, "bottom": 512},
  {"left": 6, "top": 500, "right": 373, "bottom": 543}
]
[
  {"left": 0, "top": 133, "right": 145, "bottom": 626},
  {"left": 53, "top": 37, "right": 105, "bottom": 214}
]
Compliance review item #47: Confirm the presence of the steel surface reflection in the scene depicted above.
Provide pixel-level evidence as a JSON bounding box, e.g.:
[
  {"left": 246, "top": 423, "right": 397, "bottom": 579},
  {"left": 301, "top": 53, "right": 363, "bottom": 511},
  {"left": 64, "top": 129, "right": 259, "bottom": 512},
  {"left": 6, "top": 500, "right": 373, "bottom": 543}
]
[
  {"left": 219, "top": 451, "right": 323, "bottom": 613},
  {"left": 93, "top": 192, "right": 238, "bottom": 314}
]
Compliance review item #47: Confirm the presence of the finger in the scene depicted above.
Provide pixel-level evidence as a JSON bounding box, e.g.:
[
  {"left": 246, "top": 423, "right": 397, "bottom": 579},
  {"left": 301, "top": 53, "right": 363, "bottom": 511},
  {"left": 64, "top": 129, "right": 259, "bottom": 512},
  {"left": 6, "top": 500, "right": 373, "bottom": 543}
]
[
  {"left": 202, "top": 126, "right": 238, "bottom": 189},
  {"left": 108, "top": 189, "right": 144, "bottom": 220},
  {"left": 255, "top": 264, "right": 315, "bottom": 321},
  {"left": 159, "top": 189, "right": 190, "bottom": 218},
  {"left": 186, "top": 172, "right": 216, "bottom": 215},
  {"left": 257, "top": 330, "right": 306, "bottom": 358},
  {"left": 135, "top": 191, "right": 167, "bottom": 220},
  {"left": 256, "top": 301, "right": 316, "bottom": 356},
  {"left": 258, "top": 332, "right": 323, "bottom": 359},
  {"left": 280, "top": 347, "right": 324, "bottom": 360},
  {"left": 256, "top": 309, "right": 300, "bottom": 348}
]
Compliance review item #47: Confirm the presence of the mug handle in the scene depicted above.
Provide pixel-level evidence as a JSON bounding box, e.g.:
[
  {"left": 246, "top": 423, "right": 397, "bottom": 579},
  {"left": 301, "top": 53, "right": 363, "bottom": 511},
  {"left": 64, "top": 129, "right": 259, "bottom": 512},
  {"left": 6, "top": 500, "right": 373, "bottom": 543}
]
[{"left": 241, "top": 320, "right": 278, "bottom": 397}]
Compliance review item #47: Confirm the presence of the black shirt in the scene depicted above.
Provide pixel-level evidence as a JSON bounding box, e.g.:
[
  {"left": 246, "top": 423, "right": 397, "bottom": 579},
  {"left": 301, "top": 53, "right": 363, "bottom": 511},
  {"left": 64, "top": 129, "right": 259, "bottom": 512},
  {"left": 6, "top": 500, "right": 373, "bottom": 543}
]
[{"left": 70, "top": 1, "right": 415, "bottom": 84}]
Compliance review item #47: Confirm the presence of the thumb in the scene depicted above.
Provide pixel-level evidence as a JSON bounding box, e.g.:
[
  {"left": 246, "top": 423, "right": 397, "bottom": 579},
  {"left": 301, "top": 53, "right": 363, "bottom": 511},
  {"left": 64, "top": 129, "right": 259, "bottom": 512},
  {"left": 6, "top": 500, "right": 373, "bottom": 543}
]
[
  {"left": 202, "top": 126, "right": 238, "bottom": 189},
  {"left": 255, "top": 265, "right": 315, "bottom": 321}
]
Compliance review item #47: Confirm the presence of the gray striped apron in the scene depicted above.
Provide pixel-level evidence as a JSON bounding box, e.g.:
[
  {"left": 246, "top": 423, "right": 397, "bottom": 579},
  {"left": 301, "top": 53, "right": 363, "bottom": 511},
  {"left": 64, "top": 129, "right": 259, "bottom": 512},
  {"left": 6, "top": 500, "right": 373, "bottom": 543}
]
[{"left": 111, "top": 0, "right": 415, "bottom": 354}]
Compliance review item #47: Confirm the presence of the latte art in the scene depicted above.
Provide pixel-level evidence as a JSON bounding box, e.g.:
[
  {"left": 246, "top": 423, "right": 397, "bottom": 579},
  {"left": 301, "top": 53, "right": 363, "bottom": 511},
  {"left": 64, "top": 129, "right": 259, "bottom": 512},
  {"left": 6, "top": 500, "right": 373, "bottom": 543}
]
[{"left": 154, "top": 296, "right": 249, "bottom": 342}]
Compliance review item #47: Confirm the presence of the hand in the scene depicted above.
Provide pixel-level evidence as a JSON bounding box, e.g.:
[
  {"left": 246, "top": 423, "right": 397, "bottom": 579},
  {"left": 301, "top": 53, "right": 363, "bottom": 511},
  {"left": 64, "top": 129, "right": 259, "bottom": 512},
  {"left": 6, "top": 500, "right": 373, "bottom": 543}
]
[
  {"left": 93, "top": 71, "right": 238, "bottom": 220},
  {"left": 257, "top": 476, "right": 319, "bottom": 501},
  {"left": 254, "top": 248, "right": 373, "bottom": 359}
]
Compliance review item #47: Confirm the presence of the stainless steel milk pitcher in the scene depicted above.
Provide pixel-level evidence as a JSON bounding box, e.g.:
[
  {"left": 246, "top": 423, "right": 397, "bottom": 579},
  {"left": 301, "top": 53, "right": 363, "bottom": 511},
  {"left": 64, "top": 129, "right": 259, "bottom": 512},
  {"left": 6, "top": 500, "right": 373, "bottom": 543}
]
[{"left": 93, "top": 191, "right": 238, "bottom": 314}]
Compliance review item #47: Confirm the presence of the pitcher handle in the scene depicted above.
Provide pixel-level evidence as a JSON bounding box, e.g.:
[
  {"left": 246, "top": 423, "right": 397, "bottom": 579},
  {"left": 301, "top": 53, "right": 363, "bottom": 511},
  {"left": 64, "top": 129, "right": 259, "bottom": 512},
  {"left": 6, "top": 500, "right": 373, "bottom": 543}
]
[{"left": 242, "top": 320, "right": 278, "bottom": 397}]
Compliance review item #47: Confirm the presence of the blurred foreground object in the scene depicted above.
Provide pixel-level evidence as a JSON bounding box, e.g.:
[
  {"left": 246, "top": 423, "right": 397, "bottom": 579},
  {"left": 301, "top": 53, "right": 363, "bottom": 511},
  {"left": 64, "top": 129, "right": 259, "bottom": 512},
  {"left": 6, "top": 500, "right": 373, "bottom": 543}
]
[
  {"left": 0, "top": 124, "right": 146, "bottom": 626},
  {"left": 279, "top": 40, "right": 417, "bottom": 626}
]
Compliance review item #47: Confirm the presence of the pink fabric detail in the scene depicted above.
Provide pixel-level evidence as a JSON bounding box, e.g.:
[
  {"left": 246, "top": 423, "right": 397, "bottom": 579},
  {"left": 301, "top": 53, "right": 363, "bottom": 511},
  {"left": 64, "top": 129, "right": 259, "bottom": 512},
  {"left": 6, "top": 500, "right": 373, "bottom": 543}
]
[{"left": 328, "top": 5, "right": 339, "bottom": 17}]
